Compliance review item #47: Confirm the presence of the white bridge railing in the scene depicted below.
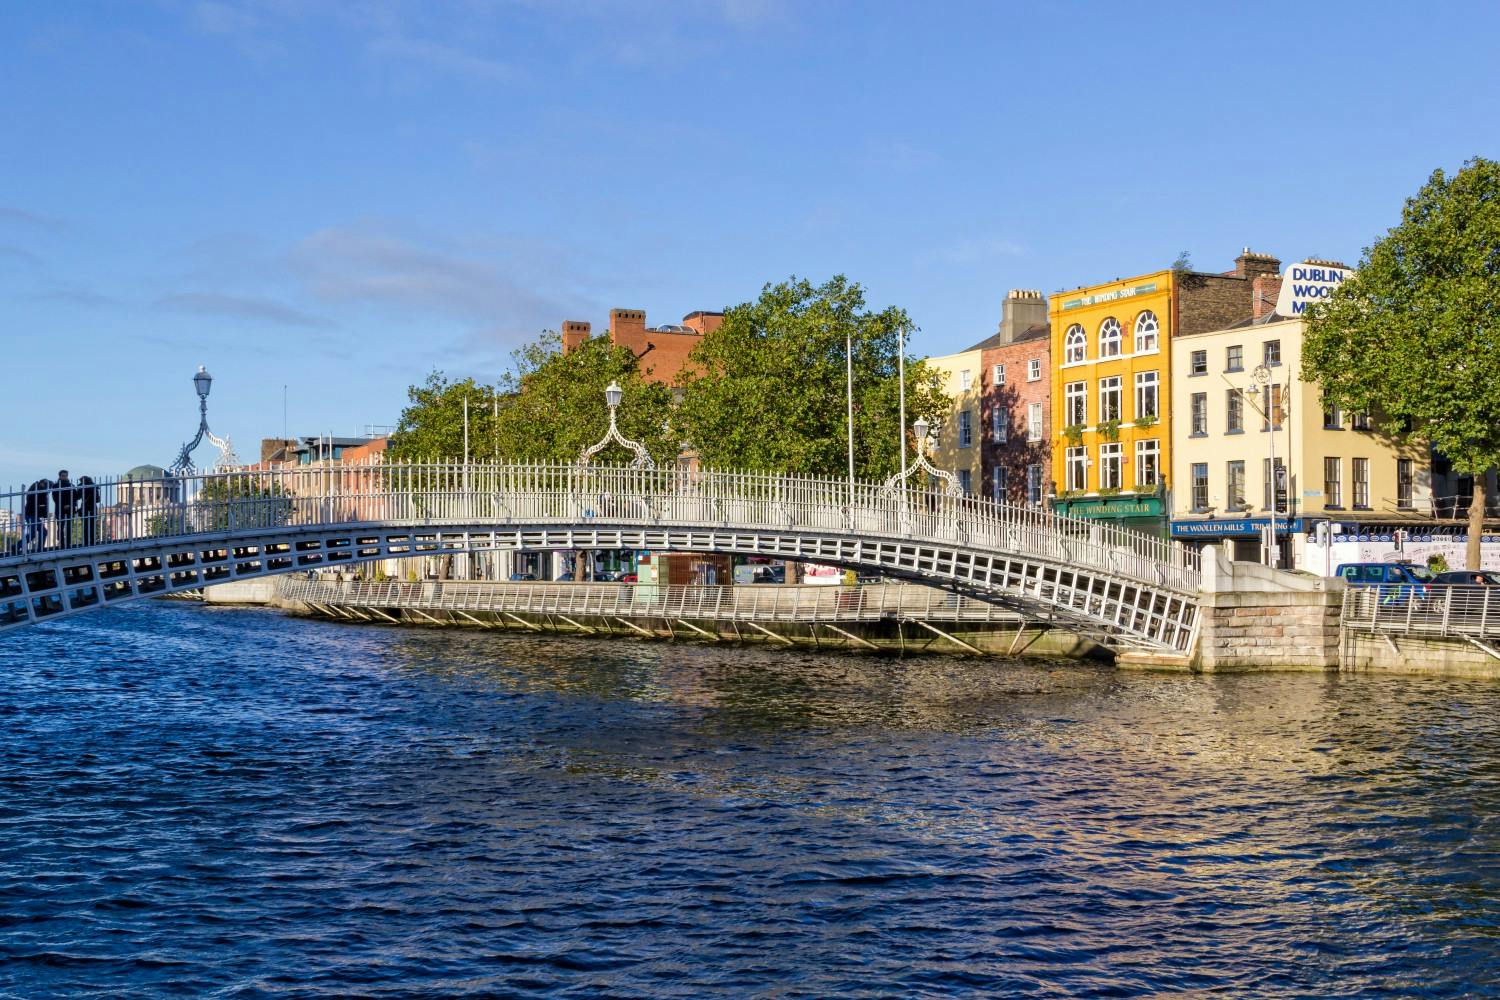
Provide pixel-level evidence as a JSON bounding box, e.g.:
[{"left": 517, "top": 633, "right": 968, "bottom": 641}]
[
  {"left": 0, "top": 460, "right": 1199, "bottom": 594},
  {"left": 280, "top": 578, "right": 1027, "bottom": 624},
  {"left": 1342, "top": 584, "right": 1500, "bottom": 640}
]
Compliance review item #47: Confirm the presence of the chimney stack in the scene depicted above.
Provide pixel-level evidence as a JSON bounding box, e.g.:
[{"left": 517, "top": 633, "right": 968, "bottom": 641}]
[
  {"left": 561, "top": 320, "right": 591, "bottom": 354},
  {"left": 998, "top": 288, "right": 1047, "bottom": 343},
  {"left": 1234, "top": 247, "right": 1281, "bottom": 281}
]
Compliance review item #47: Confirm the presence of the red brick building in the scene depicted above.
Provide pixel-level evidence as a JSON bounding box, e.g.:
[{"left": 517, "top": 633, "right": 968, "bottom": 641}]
[
  {"left": 561, "top": 308, "right": 724, "bottom": 387},
  {"left": 970, "top": 289, "right": 1051, "bottom": 505}
]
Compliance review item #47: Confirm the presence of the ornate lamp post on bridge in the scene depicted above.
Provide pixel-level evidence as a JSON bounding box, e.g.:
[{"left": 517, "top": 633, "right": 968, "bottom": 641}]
[
  {"left": 880, "top": 415, "right": 960, "bottom": 536},
  {"left": 578, "top": 380, "right": 655, "bottom": 469},
  {"left": 169, "top": 365, "right": 238, "bottom": 475},
  {"left": 571, "top": 380, "right": 655, "bottom": 583}
]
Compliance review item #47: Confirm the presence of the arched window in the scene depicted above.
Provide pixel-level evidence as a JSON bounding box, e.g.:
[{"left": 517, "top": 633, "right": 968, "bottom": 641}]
[
  {"left": 1064, "top": 324, "right": 1086, "bottom": 363},
  {"left": 1098, "top": 317, "right": 1122, "bottom": 358},
  {"left": 1134, "top": 310, "right": 1159, "bottom": 353}
]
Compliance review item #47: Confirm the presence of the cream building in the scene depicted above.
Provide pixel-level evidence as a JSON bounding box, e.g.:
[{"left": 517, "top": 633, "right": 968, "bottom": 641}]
[
  {"left": 1169, "top": 314, "right": 1429, "bottom": 567},
  {"left": 924, "top": 347, "right": 983, "bottom": 495}
]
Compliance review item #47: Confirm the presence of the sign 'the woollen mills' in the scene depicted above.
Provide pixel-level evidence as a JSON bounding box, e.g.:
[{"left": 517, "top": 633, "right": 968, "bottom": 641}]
[{"left": 1275, "top": 259, "right": 1354, "bottom": 316}]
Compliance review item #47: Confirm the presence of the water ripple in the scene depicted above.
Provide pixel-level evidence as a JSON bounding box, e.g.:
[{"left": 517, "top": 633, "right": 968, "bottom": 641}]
[{"left": 0, "top": 601, "right": 1498, "bottom": 996}]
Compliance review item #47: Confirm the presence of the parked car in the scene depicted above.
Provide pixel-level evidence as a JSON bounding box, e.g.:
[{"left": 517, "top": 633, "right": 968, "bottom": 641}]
[
  {"left": 1336, "top": 562, "right": 1434, "bottom": 604},
  {"left": 1431, "top": 570, "right": 1500, "bottom": 586},
  {"left": 619, "top": 572, "right": 638, "bottom": 583},
  {"left": 508, "top": 572, "right": 537, "bottom": 582},
  {"left": 748, "top": 565, "right": 785, "bottom": 584},
  {"left": 556, "top": 571, "right": 575, "bottom": 582}
]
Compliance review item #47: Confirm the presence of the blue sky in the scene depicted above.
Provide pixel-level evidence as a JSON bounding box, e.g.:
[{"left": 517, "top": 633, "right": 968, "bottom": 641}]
[{"left": 2, "top": 0, "right": 1496, "bottom": 486}]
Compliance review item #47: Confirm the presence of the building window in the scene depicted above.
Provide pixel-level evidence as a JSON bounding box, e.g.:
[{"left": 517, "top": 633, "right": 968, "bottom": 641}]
[
  {"left": 992, "top": 406, "right": 1009, "bottom": 443},
  {"left": 1397, "top": 459, "right": 1414, "bottom": 509},
  {"left": 1354, "top": 458, "right": 1370, "bottom": 508},
  {"left": 1323, "top": 396, "right": 1342, "bottom": 429},
  {"left": 1027, "top": 402, "right": 1044, "bottom": 442},
  {"left": 1099, "top": 317, "right": 1122, "bottom": 358},
  {"left": 1064, "top": 325, "right": 1086, "bottom": 364},
  {"left": 1227, "top": 460, "right": 1247, "bottom": 510},
  {"left": 1264, "top": 457, "right": 1287, "bottom": 512},
  {"left": 1226, "top": 388, "right": 1243, "bottom": 433},
  {"left": 958, "top": 410, "right": 973, "bottom": 448},
  {"left": 1028, "top": 359, "right": 1042, "bottom": 381},
  {"left": 1136, "top": 439, "right": 1159, "bottom": 488},
  {"left": 1264, "top": 339, "right": 1282, "bottom": 366},
  {"left": 958, "top": 468, "right": 972, "bottom": 495},
  {"left": 1099, "top": 376, "right": 1122, "bottom": 422},
  {"left": 1134, "top": 310, "right": 1159, "bottom": 353},
  {"left": 1190, "top": 349, "right": 1207, "bottom": 376},
  {"left": 993, "top": 363, "right": 1005, "bottom": 385},
  {"left": 992, "top": 466, "right": 1007, "bottom": 500},
  {"left": 1065, "top": 381, "right": 1086, "bottom": 427},
  {"left": 1324, "top": 457, "right": 1343, "bottom": 507},
  {"left": 1190, "top": 392, "right": 1207, "bottom": 436},
  {"left": 1226, "top": 344, "right": 1243, "bottom": 372},
  {"left": 1134, "top": 370, "right": 1159, "bottom": 421},
  {"left": 1027, "top": 464, "right": 1043, "bottom": 505},
  {"left": 1261, "top": 384, "right": 1284, "bottom": 431},
  {"left": 1191, "top": 463, "right": 1209, "bottom": 511},
  {"left": 1100, "top": 443, "right": 1122, "bottom": 490},
  {"left": 1352, "top": 411, "right": 1372, "bottom": 431},
  {"left": 959, "top": 369, "right": 972, "bottom": 391},
  {"left": 1065, "top": 447, "right": 1087, "bottom": 492}
]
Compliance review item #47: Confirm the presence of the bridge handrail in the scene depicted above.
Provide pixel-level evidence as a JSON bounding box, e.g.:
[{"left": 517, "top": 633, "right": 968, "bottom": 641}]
[{"left": 0, "top": 460, "right": 1198, "bottom": 593}]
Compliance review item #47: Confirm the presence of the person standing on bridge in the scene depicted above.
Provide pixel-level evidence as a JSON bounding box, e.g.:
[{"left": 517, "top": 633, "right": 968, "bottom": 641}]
[
  {"left": 23, "top": 477, "right": 50, "bottom": 552},
  {"left": 76, "top": 476, "right": 99, "bottom": 547},
  {"left": 54, "top": 470, "right": 76, "bottom": 549}
]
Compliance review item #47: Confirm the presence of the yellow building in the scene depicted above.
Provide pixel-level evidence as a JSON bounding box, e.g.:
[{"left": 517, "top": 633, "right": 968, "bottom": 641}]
[
  {"left": 1169, "top": 313, "right": 1429, "bottom": 567},
  {"left": 924, "top": 346, "right": 982, "bottom": 495},
  {"left": 1048, "top": 250, "right": 1280, "bottom": 533}
]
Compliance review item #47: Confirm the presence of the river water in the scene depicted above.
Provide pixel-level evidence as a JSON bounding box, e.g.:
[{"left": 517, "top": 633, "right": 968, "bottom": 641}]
[{"left": 2, "top": 602, "right": 1498, "bottom": 997}]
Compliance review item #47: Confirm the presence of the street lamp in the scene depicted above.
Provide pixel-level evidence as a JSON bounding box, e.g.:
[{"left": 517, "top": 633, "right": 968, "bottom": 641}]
[
  {"left": 1245, "top": 363, "right": 1281, "bottom": 567},
  {"left": 170, "top": 364, "right": 236, "bottom": 473},
  {"left": 578, "top": 380, "right": 653, "bottom": 469},
  {"left": 879, "top": 414, "right": 959, "bottom": 498}
]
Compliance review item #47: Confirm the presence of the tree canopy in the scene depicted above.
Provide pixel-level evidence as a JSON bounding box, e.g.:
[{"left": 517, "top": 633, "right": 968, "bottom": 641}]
[
  {"left": 675, "top": 275, "right": 948, "bottom": 479},
  {"left": 389, "top": 331, "right": 677, "bottom": 466},
  {"left": 1301, "top": 156, "right": 1500, "bottom": 566}
]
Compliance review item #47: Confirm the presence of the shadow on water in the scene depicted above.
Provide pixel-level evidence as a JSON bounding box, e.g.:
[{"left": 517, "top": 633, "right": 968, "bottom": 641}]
[{"left": 0, "top": 600, "right": 1498, "bottom": 997}]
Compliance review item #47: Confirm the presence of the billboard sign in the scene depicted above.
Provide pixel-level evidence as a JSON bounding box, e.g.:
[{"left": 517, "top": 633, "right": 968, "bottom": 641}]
[{"left": 1275, "top": 261, "right": 1353, "bottom": 316}]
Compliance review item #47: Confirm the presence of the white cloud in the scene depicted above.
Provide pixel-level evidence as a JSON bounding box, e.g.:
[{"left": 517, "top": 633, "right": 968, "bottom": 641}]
[
  {"left": 366, "top": 34, "right": 520, "bottom": 82},
  {"left": 927, "top": 236, "right": 1028, "bottom": 266},
  {"left": 156, "top": 291, "right": 334, "bottom": 329}
]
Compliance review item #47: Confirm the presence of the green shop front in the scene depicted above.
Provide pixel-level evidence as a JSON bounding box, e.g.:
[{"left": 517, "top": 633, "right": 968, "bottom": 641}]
[{"left": 1050, "top": 493, "right": 1169, "bottom": 537}]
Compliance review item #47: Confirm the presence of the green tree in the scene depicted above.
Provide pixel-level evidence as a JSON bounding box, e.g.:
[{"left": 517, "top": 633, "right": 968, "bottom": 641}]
[
  {"left": 389, "top": 331, "right": 677, "bottom": 466},
  {"left": 676, "top": 275, "right": 948, "bottom": 479},
  {"left": 1301, "top": 157, "right": 1500, "bottom": 568}
]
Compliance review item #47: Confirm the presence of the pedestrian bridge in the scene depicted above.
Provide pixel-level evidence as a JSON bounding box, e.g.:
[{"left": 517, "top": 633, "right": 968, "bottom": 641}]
[{"left": 0, "top": 462, "right": 1201, "bottom": 651}]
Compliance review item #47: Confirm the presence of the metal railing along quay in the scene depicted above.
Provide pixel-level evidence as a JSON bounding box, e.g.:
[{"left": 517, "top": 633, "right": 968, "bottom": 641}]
[
  {"left": 278, "top": 577, "right": 1028, "bottom": 625},
  {"left": 1342, "top": 584, "right": 1500, "bottom": 651}
]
